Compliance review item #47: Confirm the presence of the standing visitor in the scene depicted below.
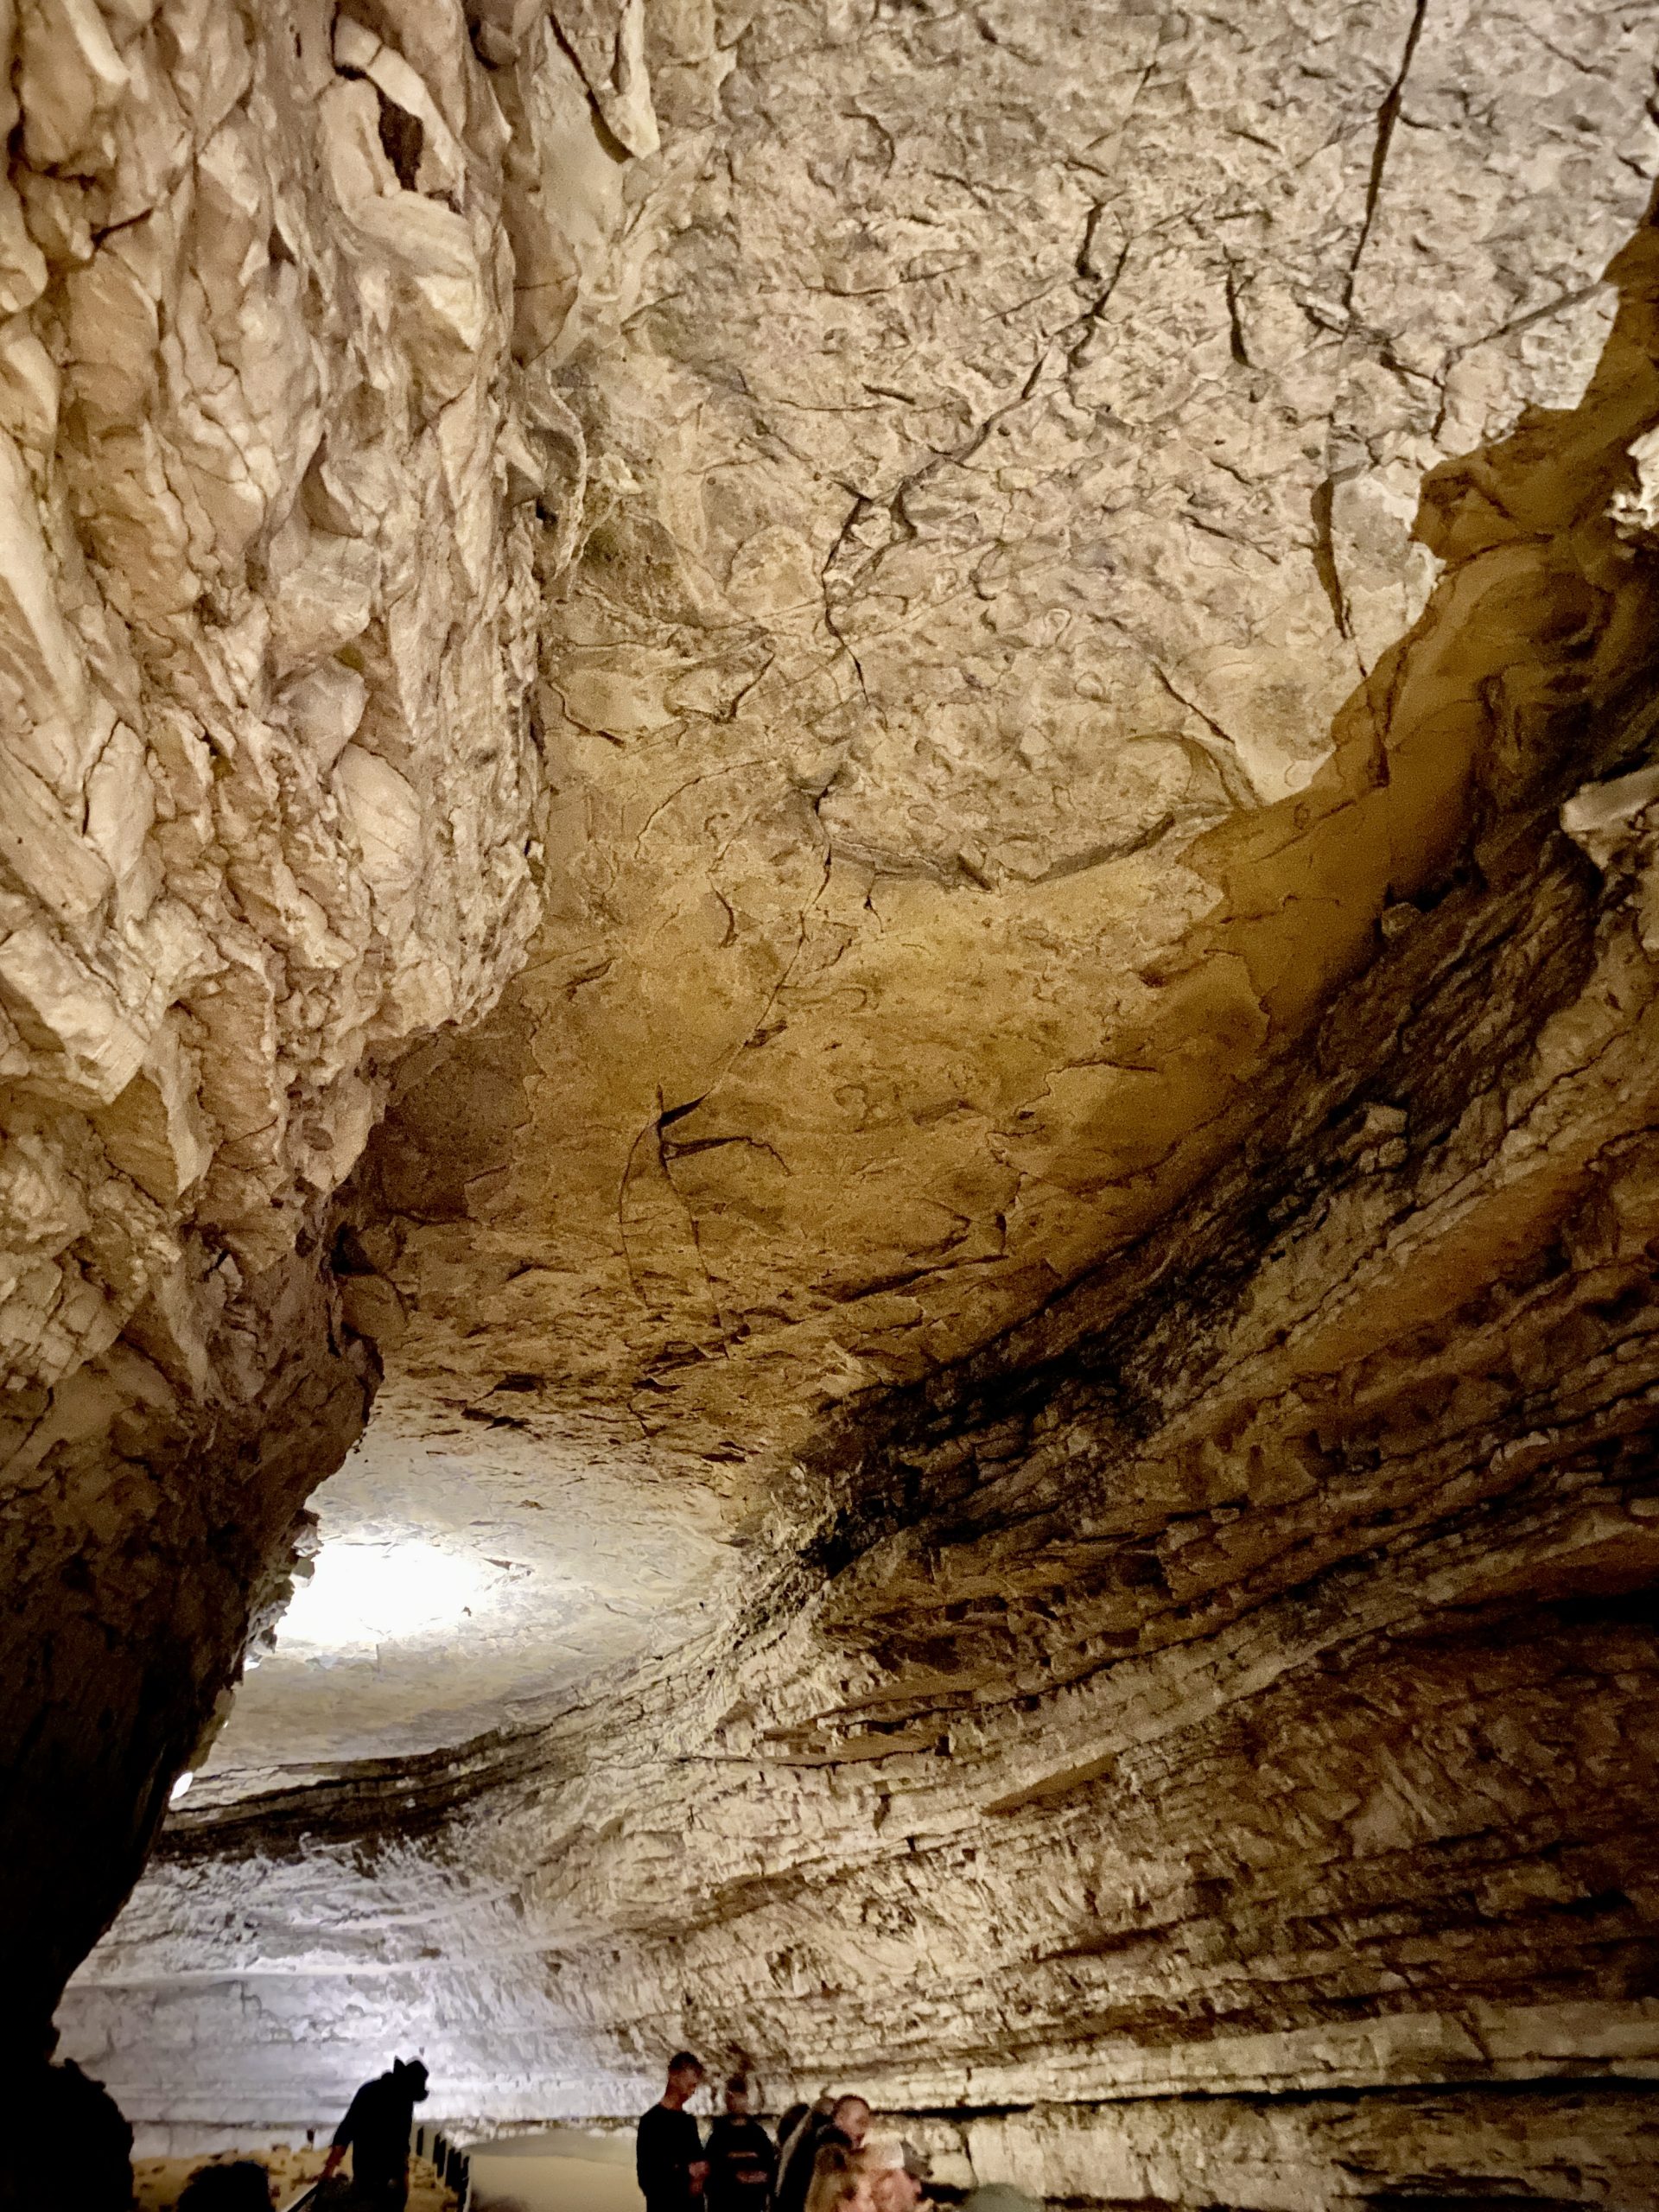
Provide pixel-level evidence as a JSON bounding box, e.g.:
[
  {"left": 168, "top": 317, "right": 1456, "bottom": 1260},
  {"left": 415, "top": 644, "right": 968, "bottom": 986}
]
[
  {"left": 774, "top": 2094, "right": 871, "bottom": 2212},
  {"left": 637, "top": 2050, "right": 709, "bottom": 2212},
  {"left": 320, "top": 2056, "right": 429, "bottom": 2209},
  {"left": 775, "top": 2099, "right": 814, "bottom": 2163},
  {"left": 703, "top": 2074, "right": 775, "bottom": 2211}
]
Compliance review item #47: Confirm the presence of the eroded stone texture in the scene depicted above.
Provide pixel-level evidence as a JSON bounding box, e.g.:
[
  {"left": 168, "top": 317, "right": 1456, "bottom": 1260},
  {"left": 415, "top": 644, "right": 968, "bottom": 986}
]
[
  {"left": 69, "top": 226, "right": 1659, "bottom": 2201},
  {"left": 17, "top": 3, "right": 1659, "bottom": 2209},
  {"left": 358, "top": 0, "right": 1659, "bottom": 1579},
  {"left": 0, "top": 0, "right": 617, "bottom": 2056}
]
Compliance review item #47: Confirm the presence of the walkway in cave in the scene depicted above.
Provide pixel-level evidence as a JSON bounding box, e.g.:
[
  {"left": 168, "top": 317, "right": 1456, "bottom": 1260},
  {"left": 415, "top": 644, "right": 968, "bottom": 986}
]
[{"left": 466, "top": 2130, "right": 640, "bottom": 2212}]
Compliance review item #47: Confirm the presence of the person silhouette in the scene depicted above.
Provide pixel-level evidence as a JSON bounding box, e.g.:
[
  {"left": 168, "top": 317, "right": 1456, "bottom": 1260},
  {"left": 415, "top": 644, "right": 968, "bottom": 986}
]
[
  {"left": 703, "top": 2074, "right": 774, "bottom": 2212},
  {"left": 320, "top": 2056, "right": 429, "bottom": 2208}
]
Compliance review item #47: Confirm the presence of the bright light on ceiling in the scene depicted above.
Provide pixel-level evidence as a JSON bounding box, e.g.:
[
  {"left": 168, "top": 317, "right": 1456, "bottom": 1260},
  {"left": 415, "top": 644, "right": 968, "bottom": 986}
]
[{"left": 275, "top": 1537, "right": 492, "bottom": 1653}]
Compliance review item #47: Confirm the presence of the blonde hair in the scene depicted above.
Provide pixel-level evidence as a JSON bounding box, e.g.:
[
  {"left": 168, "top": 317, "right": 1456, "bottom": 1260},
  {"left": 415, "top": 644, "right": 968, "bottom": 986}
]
[{"left": 804, "top": 2145, "right": 875, "bottom": 2212}]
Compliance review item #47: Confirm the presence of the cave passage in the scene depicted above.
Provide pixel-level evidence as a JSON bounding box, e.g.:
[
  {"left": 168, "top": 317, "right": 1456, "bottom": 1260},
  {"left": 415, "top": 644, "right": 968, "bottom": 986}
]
[{"left": 3, "top": 3, "right": 1659, "bottom": 2209}]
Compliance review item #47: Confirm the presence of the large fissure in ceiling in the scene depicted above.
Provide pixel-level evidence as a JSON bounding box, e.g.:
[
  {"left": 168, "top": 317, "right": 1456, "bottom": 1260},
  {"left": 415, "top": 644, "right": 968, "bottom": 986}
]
[{"left": 3, "top": 2, "right": 1658, "bottom": 2206}]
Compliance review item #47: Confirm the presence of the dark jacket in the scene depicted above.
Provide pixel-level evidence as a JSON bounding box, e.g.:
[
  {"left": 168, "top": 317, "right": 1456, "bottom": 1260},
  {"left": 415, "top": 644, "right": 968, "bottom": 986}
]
[
  {"left": 331, "top": 2070, "right": 416, "bottom": 2190},
  {"left": 636, "top": 2101, "right": 704, "bottom": 2212},
  {"left": 704, "top": 2114, "right": 775, "bottom": 2212}
]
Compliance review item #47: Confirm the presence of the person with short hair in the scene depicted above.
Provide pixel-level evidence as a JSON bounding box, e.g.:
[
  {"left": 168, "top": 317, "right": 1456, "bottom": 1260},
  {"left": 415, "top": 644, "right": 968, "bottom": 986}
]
[
  {"left": 702, "top": 2074, "right": 774, "bottom": 2212},
  {"left": 636, "top": 2050, "right": 709, "bottom": 2212},
  {"left": 320, "top": 2056, "right": 429, "bottom": 2209}
]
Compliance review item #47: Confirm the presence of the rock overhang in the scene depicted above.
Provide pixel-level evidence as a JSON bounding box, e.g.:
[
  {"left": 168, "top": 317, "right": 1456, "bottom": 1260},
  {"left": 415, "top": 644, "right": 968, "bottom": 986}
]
[{"left": 0, "top": 3, "right": 1656, "bottom": 2204}]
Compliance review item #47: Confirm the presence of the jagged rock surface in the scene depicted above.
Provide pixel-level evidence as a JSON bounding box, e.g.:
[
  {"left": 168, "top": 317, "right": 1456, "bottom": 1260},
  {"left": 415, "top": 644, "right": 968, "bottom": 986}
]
[
  {"left": 0, "top": 0, "right": 601, "bottom": 2041},
  {"left": 364, "top": 0, "right": 1655, "bottom": 1481},
  {"left": 67, "top": 725, "right": 1659, "bottom": 2204},
  {"left": 69, "top": 237, "right": 1659, "bottom": 2208},
  {"left": 6, "top": 3, "right": 1659, "bottom": 2209}
]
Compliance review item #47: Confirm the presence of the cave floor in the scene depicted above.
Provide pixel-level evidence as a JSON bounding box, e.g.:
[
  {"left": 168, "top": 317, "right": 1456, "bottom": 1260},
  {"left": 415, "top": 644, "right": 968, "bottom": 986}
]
[
  {"left": 133, "top": 2147, "right": 457, "bottom": 2212},
  {"left": 468, "top": 2131, "right": 642, "bottom": 2212}
]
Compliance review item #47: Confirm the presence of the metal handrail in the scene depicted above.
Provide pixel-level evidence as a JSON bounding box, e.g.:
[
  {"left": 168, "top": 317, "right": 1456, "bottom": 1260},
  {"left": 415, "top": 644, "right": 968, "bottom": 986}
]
[
  {"left": 272, "top": 2124, "right": 470, "bottom": 2212},
  {"left": 414, "top": 2121, "right": 473, "bottom": 2209}
]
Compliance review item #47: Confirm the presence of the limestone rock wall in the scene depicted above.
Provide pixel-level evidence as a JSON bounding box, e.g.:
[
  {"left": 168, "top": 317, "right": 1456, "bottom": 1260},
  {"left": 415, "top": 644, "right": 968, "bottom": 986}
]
[
  {"left": 0, "top": 0, "right": 632, "bottom": 2046},
  {"left": 65, "top": 795, "right": 1659, "bottom": 2202},
  {"left": 351, "top": 0, "right": 1659, "bottom": 1538},
  {"left": 18, "top": 4, "right": 1659, "bottom": 2209},
  {"left": 67, "top": 281, "right": 1659, "bottom": 2198}
]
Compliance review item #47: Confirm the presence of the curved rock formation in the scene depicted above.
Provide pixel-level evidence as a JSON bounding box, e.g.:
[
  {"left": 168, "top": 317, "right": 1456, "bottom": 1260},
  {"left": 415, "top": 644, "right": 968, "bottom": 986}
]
[{"left": 3, "top": 2, "right": 1657, "bottom": 2206}]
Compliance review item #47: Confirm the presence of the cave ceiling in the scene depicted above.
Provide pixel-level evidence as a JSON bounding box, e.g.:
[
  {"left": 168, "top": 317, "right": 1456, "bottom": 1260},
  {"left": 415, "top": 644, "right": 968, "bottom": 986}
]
[
  {"left": 199, "top": 0, "right": 1659, "bottom": 1784},
  {"left": 3, "top": 0, "right": 1659, "bottom": 2202}
]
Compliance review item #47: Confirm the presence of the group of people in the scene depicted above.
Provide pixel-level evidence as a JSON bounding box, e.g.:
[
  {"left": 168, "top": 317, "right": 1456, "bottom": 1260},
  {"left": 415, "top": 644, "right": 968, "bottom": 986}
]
[
  {"left": 637, "top": 2055, "right": 941, "bottom": 2212},
  {"left": 175, "top": 2049, "right": 1031, "bottom": 2212}
]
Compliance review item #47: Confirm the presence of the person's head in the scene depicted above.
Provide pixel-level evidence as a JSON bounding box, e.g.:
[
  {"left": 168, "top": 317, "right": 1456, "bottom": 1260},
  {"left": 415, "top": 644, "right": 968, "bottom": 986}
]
[
  {"left": 860, "top": 2139, "right": 925, "bottom": 2212},
  {"left": 394, "top": 2056, "right": 430, "bottom": 2103},
  {"left": 22, "top": 2061, "right": 133, "bottom": 2211},
  {"left": 868, "top": 2162, "right": 922, "bottom": 2212},
  {"left": 724, "top": 2073, "right": 753, "bottom": 2116},
  {"left": 804, "top": 2144, "right": 876, "bottom": 2212},
  {"left": 177, "top": 2160, "right": 275, "bottom": 2212},
  {"left": 831, "top": 2095, "right": 871, "bottom": 2148},
  {"left": 665, "top": 2050, "right": 705, "bottom": 2105}
]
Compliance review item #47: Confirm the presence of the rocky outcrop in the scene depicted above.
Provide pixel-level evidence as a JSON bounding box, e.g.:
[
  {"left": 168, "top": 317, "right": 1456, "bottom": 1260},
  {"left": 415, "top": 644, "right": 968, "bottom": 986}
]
[
  {"left": 11, "top": 3, "right": 1659, "bottom": 2208},
  {"left": 0, "top": 0, "right": 613, "bottom": 2048},
  {"left": 358, "top": 0, "right": 1659, "bottom": 1503},
  {"left": 64, "top": 815, "right": 1659, "bottom": 2197},
  {"left": 67, "top": 217, "right": 1659, "bottom": 2205}
]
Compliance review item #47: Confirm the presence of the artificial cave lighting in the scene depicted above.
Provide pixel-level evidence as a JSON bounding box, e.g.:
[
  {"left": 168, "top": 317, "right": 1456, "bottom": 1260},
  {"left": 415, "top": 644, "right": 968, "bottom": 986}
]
[{"left": 273, "top": 1537, "right": 493, "bottom": 1655}]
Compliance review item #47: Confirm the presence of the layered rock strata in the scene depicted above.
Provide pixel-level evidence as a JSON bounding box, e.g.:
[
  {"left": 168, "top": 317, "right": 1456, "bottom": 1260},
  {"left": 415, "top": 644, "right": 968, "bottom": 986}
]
[
  {"left": 362, "top": 0, "right": 1659, "bottom": 1514},
  {"left": 69, "top": 253, "right": 1659, "bottom": 2200},
  {"left": 10, "top": 3, "right": 1659, "bottom": 2209}
]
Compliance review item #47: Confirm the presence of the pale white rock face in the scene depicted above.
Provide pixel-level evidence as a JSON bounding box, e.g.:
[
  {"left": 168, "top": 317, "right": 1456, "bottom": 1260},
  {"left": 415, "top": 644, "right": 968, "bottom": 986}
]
[
  {"left": 192, "top": 1426, "right": 728, "bottom": 1771},
  {"left": 0, "top": 0, "right": 545, "bottom": 1402}
]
